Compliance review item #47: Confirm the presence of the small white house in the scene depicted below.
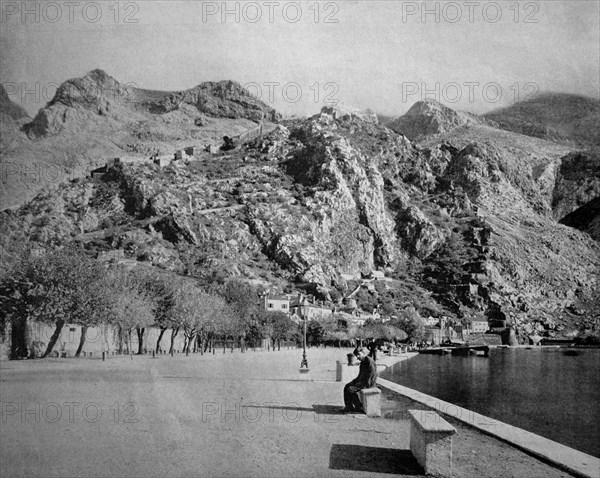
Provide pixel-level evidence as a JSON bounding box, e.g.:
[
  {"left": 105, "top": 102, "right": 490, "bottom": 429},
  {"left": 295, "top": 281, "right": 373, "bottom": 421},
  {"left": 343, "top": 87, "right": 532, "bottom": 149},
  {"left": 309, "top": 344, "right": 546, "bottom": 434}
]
[{"left": 264, "top": 294, "right": 291, "bottom": 313}]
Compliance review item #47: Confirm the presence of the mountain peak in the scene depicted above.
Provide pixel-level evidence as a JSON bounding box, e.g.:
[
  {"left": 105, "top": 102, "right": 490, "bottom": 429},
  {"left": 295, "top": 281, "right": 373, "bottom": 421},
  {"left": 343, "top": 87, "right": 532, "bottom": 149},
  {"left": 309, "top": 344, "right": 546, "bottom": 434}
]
[
  {"left": 388, "top": 100, "right": 479, "bottom": 141},
  {"left": 24, "top": 70, "right": 281, "bottom": 137}
]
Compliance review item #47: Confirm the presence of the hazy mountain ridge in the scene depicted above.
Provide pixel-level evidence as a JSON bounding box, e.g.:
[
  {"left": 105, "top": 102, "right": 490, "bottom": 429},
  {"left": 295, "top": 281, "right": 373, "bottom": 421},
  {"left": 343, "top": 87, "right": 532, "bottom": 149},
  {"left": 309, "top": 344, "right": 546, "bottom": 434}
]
[{"left": 484, "top": 92, "right": 600, "bottom": 147}]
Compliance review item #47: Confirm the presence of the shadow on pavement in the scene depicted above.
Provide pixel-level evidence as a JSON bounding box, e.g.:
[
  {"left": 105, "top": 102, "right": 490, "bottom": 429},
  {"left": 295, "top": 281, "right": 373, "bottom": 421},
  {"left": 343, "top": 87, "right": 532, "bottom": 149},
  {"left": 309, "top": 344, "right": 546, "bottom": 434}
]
[
  {"left": 242, "top": 404, "right": 315, "bottom": 413},
  {"left": 312, "top": 404, "right": 347, "bottom": 415},
  {"left": 329, "top": 444, "right": 422, "bottom": 475}
]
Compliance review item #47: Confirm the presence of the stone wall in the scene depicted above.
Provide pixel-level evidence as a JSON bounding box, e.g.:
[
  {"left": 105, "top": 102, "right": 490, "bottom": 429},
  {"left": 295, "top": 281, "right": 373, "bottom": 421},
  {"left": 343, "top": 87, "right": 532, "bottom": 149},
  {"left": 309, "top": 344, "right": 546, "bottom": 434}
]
[{"left": 1, "top": 321, "right": 190, "bottom": 359}]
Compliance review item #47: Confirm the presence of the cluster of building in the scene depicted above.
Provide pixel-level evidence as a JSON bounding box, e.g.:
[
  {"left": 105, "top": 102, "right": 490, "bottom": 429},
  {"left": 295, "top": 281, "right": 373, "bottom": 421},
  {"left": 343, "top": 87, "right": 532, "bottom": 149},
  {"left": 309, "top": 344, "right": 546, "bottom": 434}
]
[
  {"left": 421, "top": 316, "right": 490, "bottom": 344},
  {"left": 264, "top": 293, "right": 379, "bottom": 327},
  {"left": 264, "top": 290, "right": 491, "bottom": 343},
  {"left": 90, "top": 145, "right": 206, "bottom": 179}
]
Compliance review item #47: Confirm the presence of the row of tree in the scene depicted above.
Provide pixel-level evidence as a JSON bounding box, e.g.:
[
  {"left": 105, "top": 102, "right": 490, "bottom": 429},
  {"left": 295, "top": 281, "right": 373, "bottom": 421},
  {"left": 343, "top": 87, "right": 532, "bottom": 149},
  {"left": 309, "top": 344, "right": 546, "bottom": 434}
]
[
  {"left": 0, "top": 246, "right": 429, "bottom": 360},
  {"left": 0, "top": 246, "right": 299, "bottom": 359}
]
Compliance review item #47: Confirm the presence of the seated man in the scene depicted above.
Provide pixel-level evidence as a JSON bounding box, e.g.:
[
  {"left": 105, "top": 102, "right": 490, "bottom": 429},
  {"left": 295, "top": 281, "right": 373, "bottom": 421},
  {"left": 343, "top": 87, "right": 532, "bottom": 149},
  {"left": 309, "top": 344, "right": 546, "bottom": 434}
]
[{"left": 343, "top": 347, "right": 377, "bottom": 413}]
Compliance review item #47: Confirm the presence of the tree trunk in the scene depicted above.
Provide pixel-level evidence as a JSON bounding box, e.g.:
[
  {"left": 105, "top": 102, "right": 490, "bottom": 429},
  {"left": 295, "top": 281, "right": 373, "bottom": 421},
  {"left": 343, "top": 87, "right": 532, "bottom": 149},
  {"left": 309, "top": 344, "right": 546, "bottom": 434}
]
[
  {"left": 169, "top": 327, "right": 179, "bottom": 354},
  {"left": 117, "top": 326, "right": 124, "bottom": 354},
  {"left": 185, "top": 333, "right": 195, "bottom": 355},
  {"left": 42, "top": 320, "right": 64, "bottom": 358},
  {"left": 11, "top": 316, "right": 29, "bottom": 359},
  {"left": 156, "top": 327, "right": 167, "bottom": 353},
  {"left": 136, "top": 327, "right": 145, "bottom": 354},
  {"left": 75, "top": 326, "right": 88, "bottom": 357}
]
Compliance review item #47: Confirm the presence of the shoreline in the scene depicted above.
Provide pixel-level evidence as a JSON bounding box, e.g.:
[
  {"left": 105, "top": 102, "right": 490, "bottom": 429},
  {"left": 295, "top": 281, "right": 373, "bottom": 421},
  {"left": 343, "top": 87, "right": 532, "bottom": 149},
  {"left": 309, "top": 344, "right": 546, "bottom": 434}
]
[{"left": 376, "top": 353, "right": 600, "bottom": 478}]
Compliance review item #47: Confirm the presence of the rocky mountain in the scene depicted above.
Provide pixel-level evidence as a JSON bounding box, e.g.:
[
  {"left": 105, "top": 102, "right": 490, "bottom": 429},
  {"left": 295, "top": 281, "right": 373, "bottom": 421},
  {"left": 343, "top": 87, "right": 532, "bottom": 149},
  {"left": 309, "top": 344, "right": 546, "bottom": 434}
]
[
  {"left": 1, "top": 101, "right": 599, "bottom": 343},
  {"left": 387, "top": 97, "right": 600, "bottom": 243},
  {"left": 484, "top": 93, "right": 600, "bottom": 147},
  {"left": 387, "top": 99, "right": 486, "bottom": 141},
  {"left": 0, "top": 84, "right": 30, "bottom": 120},
  {"left": 0, "top": 70, "right": 278, "bottom": 209},
  {"left": 26, "top": 70, "right": 279, "bottom": 138}
]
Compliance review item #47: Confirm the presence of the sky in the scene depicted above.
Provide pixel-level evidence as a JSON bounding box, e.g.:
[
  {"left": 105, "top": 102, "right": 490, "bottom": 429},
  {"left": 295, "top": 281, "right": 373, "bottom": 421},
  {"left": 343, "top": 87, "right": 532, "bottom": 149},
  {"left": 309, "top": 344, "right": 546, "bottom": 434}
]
[{"left": 1, "top": 0, "right": 599, "bottom": 118}]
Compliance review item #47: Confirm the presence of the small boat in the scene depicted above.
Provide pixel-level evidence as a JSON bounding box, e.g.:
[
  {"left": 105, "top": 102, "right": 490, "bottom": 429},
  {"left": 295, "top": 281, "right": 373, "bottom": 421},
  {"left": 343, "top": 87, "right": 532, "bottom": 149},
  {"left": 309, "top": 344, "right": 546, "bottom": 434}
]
[{"left": 451, "top": 345, "right": 490, "bottom": 356}]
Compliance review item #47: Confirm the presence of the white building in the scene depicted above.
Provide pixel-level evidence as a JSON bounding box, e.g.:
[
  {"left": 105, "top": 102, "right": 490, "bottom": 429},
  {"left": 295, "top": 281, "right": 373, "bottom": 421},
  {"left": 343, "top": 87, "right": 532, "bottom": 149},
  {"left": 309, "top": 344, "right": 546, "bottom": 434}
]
[
  {"left": 468, "top": 318, "right": 489, "bottom": 333},
  {"left": 264, "top": 294, "right": 291, "bottom": 313}
]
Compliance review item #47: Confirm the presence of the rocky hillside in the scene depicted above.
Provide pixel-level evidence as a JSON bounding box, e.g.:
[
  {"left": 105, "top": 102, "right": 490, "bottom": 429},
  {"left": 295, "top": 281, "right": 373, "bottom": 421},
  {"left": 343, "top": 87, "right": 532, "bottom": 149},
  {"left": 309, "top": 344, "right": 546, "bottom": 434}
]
[
  {"left": 1, "top": 104, "right": 598, "bottom": 342},
  {"left": 397, "top": 99, "right": 600, "bottom": 244},
  {"left": 0, "top": 70, "right": 278, "bottom": 209},
  {"left": 387, "top": 99, "right": 486, "bottom": 141},
  {"left": 484, "top": 93, "right": 600, "bottom": 147}
]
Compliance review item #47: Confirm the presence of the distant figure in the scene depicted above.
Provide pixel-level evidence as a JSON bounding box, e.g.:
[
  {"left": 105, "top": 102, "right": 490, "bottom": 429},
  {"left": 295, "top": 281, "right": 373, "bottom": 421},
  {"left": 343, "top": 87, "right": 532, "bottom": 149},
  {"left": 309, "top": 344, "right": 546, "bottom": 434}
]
[
  {"left": 368, "top": 340, "right": 378, "bottom": 362},
  {"left": 343, "top": 347, "right": 377, "bottom": 413}
]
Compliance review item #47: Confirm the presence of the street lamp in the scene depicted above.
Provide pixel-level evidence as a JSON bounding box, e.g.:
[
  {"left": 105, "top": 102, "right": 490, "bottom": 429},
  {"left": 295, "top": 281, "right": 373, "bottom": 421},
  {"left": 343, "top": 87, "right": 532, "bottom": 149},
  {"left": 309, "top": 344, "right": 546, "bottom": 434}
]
[{"left": 300, "top": 304, "right": 309, "bottom": 373}]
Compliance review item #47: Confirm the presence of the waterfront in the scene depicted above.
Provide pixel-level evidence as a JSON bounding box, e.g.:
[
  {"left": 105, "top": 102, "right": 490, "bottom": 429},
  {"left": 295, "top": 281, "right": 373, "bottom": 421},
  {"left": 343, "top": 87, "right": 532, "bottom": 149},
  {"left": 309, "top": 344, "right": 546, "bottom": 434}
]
[
  {"left": 381, "top": 347, "right": 600, "bottom": 458},
  {"left": 1, "top": 349, "right": 576, "bottom": 478}
]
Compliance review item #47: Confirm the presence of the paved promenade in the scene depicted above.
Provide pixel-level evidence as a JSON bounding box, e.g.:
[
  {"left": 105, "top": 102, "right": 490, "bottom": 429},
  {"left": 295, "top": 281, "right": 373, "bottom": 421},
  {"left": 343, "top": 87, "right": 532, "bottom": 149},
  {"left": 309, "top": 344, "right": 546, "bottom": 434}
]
[{"left": 0, "top": 348, "right": 582, "bottom": 477}]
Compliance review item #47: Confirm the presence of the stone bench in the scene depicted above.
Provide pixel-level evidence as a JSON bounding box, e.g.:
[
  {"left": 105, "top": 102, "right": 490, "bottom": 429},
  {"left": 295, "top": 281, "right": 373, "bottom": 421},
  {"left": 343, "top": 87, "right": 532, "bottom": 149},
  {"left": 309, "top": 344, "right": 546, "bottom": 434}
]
[
  {"left": 358, "top": 387, "right": 381, "bottom": 417},
  {"left": 54, "top": 350, "right": 68, "bottom": 358},
  {"left": 408, "top": 409, "right": 456, "bottom": 478}
]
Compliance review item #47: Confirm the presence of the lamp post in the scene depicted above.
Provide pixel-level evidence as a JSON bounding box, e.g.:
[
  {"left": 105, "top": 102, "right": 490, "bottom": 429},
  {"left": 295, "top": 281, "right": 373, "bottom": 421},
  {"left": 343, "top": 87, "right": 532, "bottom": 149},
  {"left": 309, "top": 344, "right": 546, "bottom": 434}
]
[{"left": 300, "top": 304, "right": 309, "bottom": 372}]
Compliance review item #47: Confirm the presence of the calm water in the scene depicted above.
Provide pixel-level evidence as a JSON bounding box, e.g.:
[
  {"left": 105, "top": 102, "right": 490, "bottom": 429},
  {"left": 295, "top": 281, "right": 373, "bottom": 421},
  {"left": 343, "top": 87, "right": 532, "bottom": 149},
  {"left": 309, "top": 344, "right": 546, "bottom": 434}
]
[{"left": 381, "top": 348, "right": 600, "bottom": 457}]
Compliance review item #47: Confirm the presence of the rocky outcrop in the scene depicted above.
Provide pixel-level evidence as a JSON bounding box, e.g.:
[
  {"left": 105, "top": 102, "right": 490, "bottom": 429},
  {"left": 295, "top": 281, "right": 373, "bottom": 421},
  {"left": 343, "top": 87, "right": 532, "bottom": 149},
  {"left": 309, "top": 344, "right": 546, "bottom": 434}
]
[
  {"left": 26, "top": 69, "right": 137, "bottom": 137},
  {"left": 552, "top": 150, "right": 600, "bottom": 228},
  {"left": 154, "top": 80, "right": 280, "bottom": 122},
  {"left": 24, "top": 71, "right": 279, "bottom": 138},
  {"left": 559, "top": 197, "right": 600, "bottom": 241},
  {"left": 391, "top": 190, "right": 446, "bottom": 259},
  {"left": 388, "top": 100, "right": 482, "bottom": 141}
]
